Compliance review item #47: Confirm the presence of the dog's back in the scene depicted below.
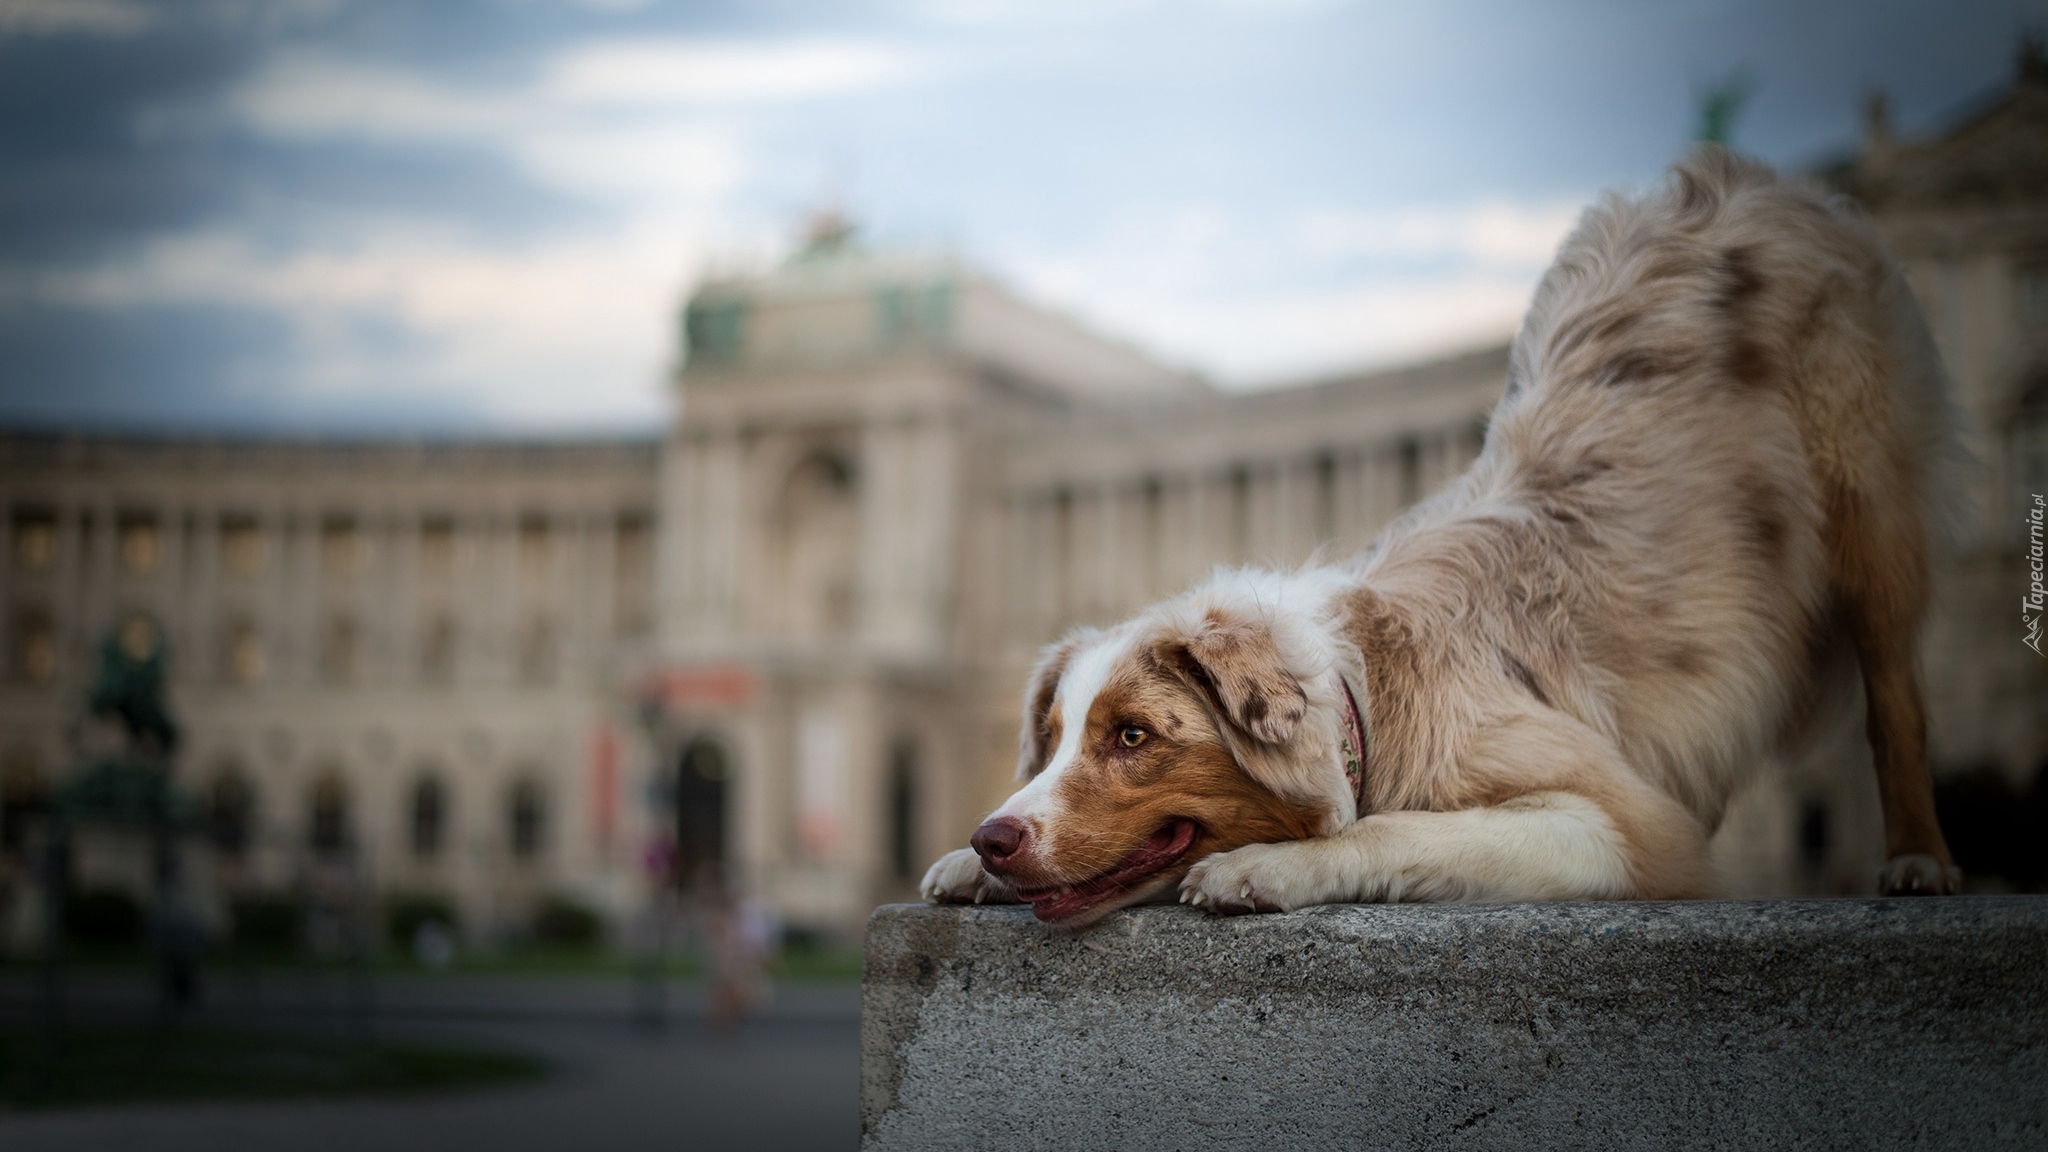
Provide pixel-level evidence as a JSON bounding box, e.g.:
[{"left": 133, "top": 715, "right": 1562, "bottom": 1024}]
[{"left": 1363, "top": 148, "right": 1961, "bottom": 889}]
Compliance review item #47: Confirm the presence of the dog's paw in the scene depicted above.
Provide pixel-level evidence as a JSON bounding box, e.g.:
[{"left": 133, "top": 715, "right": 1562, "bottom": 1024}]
[
  {"left": 1878, "top": 854, "right": 1962, "bottom": 896},
  {"left": 919, "top": 848, "right": 1018, "bottom": 905},
  {"left": 1180, "top": 842, "right": 1335, "bottom": 915}
]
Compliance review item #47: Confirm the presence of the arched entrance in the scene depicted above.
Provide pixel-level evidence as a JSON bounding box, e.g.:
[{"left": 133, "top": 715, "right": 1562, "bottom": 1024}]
[
  {"left": 675, "top": 735, "right": 730, "bottom": 885},
  {"left": 308, "top": 771, "right": 350, "bottom": 858}
]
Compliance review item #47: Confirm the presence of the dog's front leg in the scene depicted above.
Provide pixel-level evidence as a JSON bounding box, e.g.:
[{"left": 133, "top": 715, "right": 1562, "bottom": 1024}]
[
  {"left": 1181, "top": 794, "right": 1637, "bottom": 912},
  {"left": 1183, "top": 708, "right": 1715, "bottom": 911},
  {"left": 919, "top": 847, "right": 1020, "bottom": 905}
]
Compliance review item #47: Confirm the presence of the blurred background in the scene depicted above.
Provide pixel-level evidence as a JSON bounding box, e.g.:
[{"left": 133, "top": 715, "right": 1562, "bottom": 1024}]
[{"left": 1, "top": 0, "right": 2045, "bottom": 1147}]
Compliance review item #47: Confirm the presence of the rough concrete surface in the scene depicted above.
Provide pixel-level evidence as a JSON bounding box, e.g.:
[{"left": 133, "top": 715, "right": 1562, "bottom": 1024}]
[{"left": 862, "top": 898, "right": 2048, "bottom": 1151}]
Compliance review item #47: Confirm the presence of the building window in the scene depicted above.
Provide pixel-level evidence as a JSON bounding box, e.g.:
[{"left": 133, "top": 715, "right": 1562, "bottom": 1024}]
[
  {"left": 411, "top": 774, "right": 447, "bottom": 859},
  {"left": 321, "top": 615, "right": 359, "bottom": 684},
  {"left": 1312, "top": 453, "right": 1338, "bottom": 543},
  {"left": 517, "top": 616, "right": 557, "bottom": 684},
  {"left": 118, "top": 613, "right": 161, "bottom": 664},
  {"left": 220, "top": 515, "right": 266, "bottom": 579},
  {"left": 419, "top": 516, "right": 457, "bottom": 584},
  {"left": 12, "top": 510, "right": 56, "bottom": 574},
  {"left": 613, "top": 512, "right": 652, "bottom": 637},
  {"left": 775, "top": 451, "right": 860, "bottom": 637},
  {"left": 1227, "top": 468, "right": 1251, "bottom": 561},
  {"left": 12, "top": 608, "right": 54, "bottom": 683},
  {"left": 118, "top": 514, "right": 160, "bottom": 577},
  {"left": 518, "top": 516, "right": 550, "bottom": 579},
  {"left": 1, "top": 749, "right": 49, "bottom": 854},
  {"left": 309, "top": 773, "right": 349, "bottom": 856},
  {"left": 320, "top": 516, "right": 361, "bottom": 582},
  {"left": 1396, "top": 437, "right": 1423, "bottom": 507},
  {"left": 887, "top": 736, "right": 919, "bottom": 883},
  {"left": 508, "top": 778, "right": 546, "bottom": 861},
  {"left": 207, "top": 766, "right": 256, "bottom": 859},
  {"left": 225, "top": 620, "right": 265, "bottom": 685},
  {"left": 421, "top": 615, "right": 457, "bottom": 683}
]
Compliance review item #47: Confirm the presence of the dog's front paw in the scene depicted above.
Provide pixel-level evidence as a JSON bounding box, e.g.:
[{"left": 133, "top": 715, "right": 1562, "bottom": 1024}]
[
  {"left": 1878, "top": 854, "right": 1962, "bottom": 896},
  {"left": 1180, "top": 842, "right": 1332, "bottom": 915},
  {"left": 920, "top": 847, "right": 1018, "bottom": 905}
]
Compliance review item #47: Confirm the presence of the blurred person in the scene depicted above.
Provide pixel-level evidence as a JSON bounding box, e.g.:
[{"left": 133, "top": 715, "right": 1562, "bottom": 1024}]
[
  {"left": 632, "top": 830, "right": 683, "bottom": 1029},
  {"left": 412, "top": 918, "right": 456, "bottom": 970},
  {"left": 703, "top": 875, "right": 779, "bottom": 1037}
]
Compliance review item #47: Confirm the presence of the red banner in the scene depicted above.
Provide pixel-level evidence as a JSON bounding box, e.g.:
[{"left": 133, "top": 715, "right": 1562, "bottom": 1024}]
[{"left": 644, "top": 665, "right": 759, "bottom": 708}]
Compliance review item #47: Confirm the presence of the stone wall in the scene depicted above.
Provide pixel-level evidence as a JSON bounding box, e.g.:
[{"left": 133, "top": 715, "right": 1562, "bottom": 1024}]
[{"left": 863, "top": 899, "right": 2048, "bottom": 1151}]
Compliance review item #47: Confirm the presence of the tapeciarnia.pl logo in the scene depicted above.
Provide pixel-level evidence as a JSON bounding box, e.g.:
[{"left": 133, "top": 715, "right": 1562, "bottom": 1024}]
[{"left": 2026, "top": 493, "right": 2045, "bottom": 657}]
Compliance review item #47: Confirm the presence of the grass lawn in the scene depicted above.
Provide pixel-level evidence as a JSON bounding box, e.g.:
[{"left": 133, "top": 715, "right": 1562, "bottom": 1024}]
[{"left": 0, "top": 1022, "right": 547, "bottom": 1110}]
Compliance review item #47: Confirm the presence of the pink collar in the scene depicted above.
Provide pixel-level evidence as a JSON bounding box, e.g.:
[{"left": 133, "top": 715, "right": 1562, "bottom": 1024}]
[{"left": 1333, "top": 670, "right": 1369, "bottom": 816}]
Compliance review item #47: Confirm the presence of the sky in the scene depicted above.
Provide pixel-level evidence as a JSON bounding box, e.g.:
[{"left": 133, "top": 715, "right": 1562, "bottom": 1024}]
[{"left": 0, "top": 0, "right": 2040, "bottom": 436}]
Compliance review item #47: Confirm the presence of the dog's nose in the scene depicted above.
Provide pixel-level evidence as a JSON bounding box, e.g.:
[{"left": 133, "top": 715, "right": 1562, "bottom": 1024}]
[{"left": 971, "top": 817, "right": 1029, "bottom": 872}]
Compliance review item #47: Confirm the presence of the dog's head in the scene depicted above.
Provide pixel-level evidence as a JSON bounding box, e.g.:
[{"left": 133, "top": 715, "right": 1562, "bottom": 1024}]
[{"left": 974, "top": 575, "right": 1357, "bottom": 926}]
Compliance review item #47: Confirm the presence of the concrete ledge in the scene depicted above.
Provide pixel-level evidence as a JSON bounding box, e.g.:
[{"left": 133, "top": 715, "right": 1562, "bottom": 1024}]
[{"left": 862, "top": 898, "right": 2048, "bottom": 1150}]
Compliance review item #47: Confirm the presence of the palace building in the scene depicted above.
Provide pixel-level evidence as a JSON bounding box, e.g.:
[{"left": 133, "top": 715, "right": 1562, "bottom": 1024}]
[{"left": 2, "top": 56, "right": 2043, "bottom": 946}]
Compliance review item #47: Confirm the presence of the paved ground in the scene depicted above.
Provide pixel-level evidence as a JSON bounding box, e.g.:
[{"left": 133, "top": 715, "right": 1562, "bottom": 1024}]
[{"left": 0, "top": 970, "right": 861, "bottom": 1152}]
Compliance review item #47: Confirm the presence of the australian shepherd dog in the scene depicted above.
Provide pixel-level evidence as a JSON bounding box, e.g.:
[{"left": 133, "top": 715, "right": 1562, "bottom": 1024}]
[{"left": 923, "top": 148, "right": 1965, "bottom": 926}]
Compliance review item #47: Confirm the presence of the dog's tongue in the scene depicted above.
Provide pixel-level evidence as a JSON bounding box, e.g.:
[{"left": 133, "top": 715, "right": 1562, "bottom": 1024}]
[{"left": 1132, "top": 821, "right": 1190, "bottom": 860}]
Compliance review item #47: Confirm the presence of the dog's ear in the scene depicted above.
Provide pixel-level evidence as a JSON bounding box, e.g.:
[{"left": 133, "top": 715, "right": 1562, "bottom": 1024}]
[
  {"left": 1016, "top": 629, "right": 1097, "bottom": 779},
  {"left": 1164, "top": 608, "right": 1306, "bottom": 745}
]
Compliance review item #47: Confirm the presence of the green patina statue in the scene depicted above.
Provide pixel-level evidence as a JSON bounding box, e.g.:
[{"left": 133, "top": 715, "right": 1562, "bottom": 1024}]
[{"left": 57, "top": 618, "right": 195, "bottom": 826}]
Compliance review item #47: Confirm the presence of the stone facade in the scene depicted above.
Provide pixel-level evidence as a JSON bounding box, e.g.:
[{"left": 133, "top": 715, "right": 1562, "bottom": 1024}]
[
  {"left": 2, "top": 61, "right": 2042, "bottom": 942},
  {"left": 0, "top": 437, "right": 659, "bottom": 944}
]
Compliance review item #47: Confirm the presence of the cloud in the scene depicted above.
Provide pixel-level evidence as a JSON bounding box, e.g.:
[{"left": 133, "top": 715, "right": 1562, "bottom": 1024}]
[
  {"left": 1147, "top": 275, "right": 1538, "bottom": 383},
  {"left": 545, "top": 39, "right": 916, "bottom": 107},
  {"left": 1296, "top": 199, "right": 1585, "bottom": 267},
  {"left": 20, "top": 215, "right": 712, "bottom": 429},
  {"left": 236, "top": 38, "right": 918, "bottom": 147},
  {"left": 908, "top": 0, "right": 1342, "bottom": 26},
  {"left": 0, "top": 0, "right": 151, "bottom": 37},
  {"left": 230, "top": 37, "right": 913, "bottom": 208},
  {"left": 147, "top": 35, "right": 916, "bottom": 428},
  {"left": 999, "top": 196, "right": 1579, "bottom": 386},
  {"left": 1015, "top": 263, "right": 1537, "bottom": 386},
  {"left": 233, "top": 53, "right": 513, "bottom": 143},
  {"left": 6, "top": 27, "right": 923, "bottom": 431}
]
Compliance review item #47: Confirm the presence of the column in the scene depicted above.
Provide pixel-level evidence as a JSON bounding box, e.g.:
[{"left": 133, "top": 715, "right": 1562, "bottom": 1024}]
[
  {"left": 859, "top": 419, "right": 906, "bottom": 648},
  {"left": 696, "top": 431, "right": 743, "bottom": 644},
  {"left": 189, "top": 505, "right": 221, "bottom": 683},
  {"left": 589, "top": 509, "right": 618, "bottom": 657},
  {"left": 53, "top": 502, "right": 82, "bottom": 685},
  {"left": 1002, "top": 493, "right": 1031, "bottom": 642},
  {"left": 391, "top": 508, "right": 422, "bottom": 685},
  {"left": 85, "top": 497, "right": 116, "bottom": 656}
]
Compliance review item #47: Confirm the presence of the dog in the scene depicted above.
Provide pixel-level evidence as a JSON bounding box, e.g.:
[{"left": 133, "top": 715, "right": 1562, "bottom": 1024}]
[{"left": 922, "top": 148, "right": 1965, "bottom": 926}]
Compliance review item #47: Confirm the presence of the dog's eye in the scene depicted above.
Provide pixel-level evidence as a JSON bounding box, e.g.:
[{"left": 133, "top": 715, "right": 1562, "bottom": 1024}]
[{"left": 1118, "top": 725, "right": 1148, "bottom": 748}]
